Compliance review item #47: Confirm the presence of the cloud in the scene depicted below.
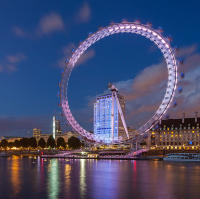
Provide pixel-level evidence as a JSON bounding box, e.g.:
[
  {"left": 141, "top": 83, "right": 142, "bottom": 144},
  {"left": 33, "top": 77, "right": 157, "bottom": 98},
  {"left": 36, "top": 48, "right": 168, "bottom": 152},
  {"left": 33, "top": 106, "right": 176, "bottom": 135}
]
[
  {"left": 0, "top": 53, "right": 27, "bottom": 73},
  {"left": 6, "top": 53, "right": 27, "bottom": 64},
  {"left": 36, "top": 12, "right": 64, "bottom": 36},
  {"left": 57, "top": 43, "right": 95, "bottom": 68},
  {"left": 13, "top": 12, "right": 64, "bottom": 38},
  {"left": 0, "top": 64, "right": 3, "bottom": 72},
  {"left": 74, "top": 2, "right": 91, "bottom": 23},
  {"left": 13, "top": 26, "right": 27, "bottom": 37}
]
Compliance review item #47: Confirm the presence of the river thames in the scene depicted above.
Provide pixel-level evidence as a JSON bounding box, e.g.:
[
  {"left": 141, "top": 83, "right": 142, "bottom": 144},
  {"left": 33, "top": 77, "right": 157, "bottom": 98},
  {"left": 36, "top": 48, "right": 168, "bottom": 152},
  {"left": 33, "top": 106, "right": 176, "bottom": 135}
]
[{"left": 0, "top": 156, "right": 200, "bottom": 199}]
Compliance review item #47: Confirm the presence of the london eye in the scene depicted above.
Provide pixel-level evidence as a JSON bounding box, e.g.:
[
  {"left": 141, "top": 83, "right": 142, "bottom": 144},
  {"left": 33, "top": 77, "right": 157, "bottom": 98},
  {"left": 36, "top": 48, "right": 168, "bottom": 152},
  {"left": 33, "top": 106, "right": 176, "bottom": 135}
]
[{"left": 59, "top": 19, "right": 182, "bottom": 144}]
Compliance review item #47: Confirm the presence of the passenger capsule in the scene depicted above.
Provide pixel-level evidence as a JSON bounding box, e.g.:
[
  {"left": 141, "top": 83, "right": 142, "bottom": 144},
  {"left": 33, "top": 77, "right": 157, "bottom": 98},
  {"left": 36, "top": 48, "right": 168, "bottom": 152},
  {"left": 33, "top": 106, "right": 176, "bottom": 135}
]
[
  {"left": 179, "top": 58, "right": 184, "bottom": 64},
  {"left": 110, "top": 20, "right": 115, "bottom": 25},
  {"left": 167, "top": 35, "right": 173, "bottom": 42},
  {"left": 155, "top": 124, "right": 160, "bottom": 130},
  {"left": 71, "top": 49, "right": 75, "bottom": 53},
  {"left": 57, "top": 91, "right": 60, "bottom": 97},
  {"left": 122, "top": 18, "right": 128, "bottom": 23},
  {"left": 174, "top": 45, "right": 179, "bottom": 52},
  {"left": 134, "top": 18, "right": 141, "bottom": 24},
  {"left": 98, "top": 26, "right": 103, "bottom": 30},
  {"left": 58, "top": 102, "right": 61, "bottom": 107},
  {"left": 180, "top": 72, "right": 185, "bottom": 78},
  {"left": 61, "top": 69, "right": 64, "bottom": 75},
  {"left": 58, "top": 81, "right": 61, "bottom": 86},
  {"left": 178, "top": 86, "right": 182, "bottom": 93},
  {"left": 158, "top": 26, "right": 163, "bottom": 33},
  {"left": 165, "top": 114, "right": 170, "bottom": 119},
  {"left": 146, "top": 21, "right": 153, "bottom": 27},
  {"left": 88, "top": 32, "right": 93, "bottom": 37},
  {"left": 173, "top": 101, "right": 177, "bottom": 107},
  {"left": 65, "top": 59, "right": 68, "bottom": 63}
]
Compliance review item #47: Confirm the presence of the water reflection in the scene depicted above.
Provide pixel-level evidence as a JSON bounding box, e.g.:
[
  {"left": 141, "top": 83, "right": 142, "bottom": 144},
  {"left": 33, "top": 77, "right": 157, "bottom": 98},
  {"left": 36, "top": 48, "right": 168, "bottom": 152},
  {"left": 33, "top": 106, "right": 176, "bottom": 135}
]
[
  {"left": 47, "top": 159, "right": 60, "bottom": 199},
  {"left": 65, "top": 162, "right": 71, "bottom": 193},
  {"left": 1, "top": 157, "right": 200, "bottom": 199},
  {"left": 10, "top": 156, "right": 21, "bottom": 196},
  {"left": 79, "top": 159, "right": 86, "bottom": 198}
]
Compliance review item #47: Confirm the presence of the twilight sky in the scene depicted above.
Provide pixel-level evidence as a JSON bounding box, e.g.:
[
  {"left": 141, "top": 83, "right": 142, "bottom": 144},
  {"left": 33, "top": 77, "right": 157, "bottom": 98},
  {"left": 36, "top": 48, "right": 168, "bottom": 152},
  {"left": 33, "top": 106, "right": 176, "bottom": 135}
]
[{"left": 0, "top": 0, "right": 200, "bottom": 137}]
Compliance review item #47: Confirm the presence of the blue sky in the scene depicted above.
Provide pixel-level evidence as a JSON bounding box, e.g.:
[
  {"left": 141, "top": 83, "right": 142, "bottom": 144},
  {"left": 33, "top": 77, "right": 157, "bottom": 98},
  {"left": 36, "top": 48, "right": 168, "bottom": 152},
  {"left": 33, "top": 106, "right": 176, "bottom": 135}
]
[{"left": 0, "top": 0, "right": 200, "bottom": 136}]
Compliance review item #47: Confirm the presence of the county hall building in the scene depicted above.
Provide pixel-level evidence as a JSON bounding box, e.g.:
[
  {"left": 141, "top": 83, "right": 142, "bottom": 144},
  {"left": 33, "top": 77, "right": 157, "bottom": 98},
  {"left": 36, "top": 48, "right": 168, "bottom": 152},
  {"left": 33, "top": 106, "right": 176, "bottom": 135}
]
[{"left": 147, "top": 112, "right": 200, "bottom": 152}]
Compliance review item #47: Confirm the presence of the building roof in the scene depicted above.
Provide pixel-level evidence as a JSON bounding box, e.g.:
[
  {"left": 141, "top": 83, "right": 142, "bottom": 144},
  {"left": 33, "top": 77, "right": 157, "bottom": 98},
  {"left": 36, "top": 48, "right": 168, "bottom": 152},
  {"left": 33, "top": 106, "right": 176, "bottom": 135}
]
[
  {"left": 96, "top": 93, "right": 124, "bottom": 99},
  {"left": 159, "top": 117, "right": 200, "bottom": 128}
]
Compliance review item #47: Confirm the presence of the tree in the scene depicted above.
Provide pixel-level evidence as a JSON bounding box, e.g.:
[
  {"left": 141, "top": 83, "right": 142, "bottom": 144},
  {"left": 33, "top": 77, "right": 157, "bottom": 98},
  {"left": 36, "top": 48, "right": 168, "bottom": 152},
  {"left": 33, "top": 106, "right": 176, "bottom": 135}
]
[
  {"left": 28, "top": 137, "right": 37, "bottom": 148},
  {"left": 14, "top": 140, "right": 20, "bottom": 148},
  {"left": 47, "top": 135, "right": 55, "bottom": 148},
  {"left": 57, "top": 137, "right": 65, "bottom": 148},
  {"left": 19, "top": 138, "right": 29, "bottom": 148},
  {"left": 38, "top": 138, "right": 46, "bottom": 149},
  {"left": 68, "top": 136, "right": 81, "bottom": 149},
  {"left": 1, "top": 139, "right": 8, "bottom": 149},
  {"left": 61, "top": 141, "right": 66, "bottom": 149},
  {"left": 8, "top": 142, "right": 14, "bottom": 149}
]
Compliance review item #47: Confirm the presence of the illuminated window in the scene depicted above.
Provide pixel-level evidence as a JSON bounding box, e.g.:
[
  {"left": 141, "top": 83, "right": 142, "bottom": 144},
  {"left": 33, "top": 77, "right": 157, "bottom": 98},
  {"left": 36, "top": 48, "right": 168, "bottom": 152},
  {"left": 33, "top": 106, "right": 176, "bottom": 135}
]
[
  {"left": 167, "top": 128, "right": 169, "bottom": 130},
  {"left": 171, "top": 135, "right": 173, "bottom": 137}
]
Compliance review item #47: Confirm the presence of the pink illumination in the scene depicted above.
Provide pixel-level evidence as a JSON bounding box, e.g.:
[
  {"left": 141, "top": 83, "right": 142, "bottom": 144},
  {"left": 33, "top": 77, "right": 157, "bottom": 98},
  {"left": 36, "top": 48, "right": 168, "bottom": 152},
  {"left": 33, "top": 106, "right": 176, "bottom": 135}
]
[
  {"left": 60, "top": 21, "right": 178, "bottom": 144},
  {"left": 162, "top": 39, "right": 165, "bottom": 43}
]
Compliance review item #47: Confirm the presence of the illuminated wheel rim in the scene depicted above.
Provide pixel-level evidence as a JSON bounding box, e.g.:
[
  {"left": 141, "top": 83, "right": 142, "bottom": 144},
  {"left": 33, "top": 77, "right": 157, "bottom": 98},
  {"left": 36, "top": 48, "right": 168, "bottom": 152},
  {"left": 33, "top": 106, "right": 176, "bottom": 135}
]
[{"left": 60, "top": 21, "right": 178, "bottom": 144}]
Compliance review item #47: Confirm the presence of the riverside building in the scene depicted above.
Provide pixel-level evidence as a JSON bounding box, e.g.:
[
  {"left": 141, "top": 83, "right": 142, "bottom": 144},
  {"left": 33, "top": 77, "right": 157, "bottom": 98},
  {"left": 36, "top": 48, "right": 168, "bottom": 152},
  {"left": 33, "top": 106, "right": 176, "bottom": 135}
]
[
  {"left": 33, "top": 128, "right": 41, "bottom": 141},
  {"left": 94, "top": 94, "right": 126, "bottom": 142},
  {"left": 147, "top": 112, "right": 200, "bottom": 151}
]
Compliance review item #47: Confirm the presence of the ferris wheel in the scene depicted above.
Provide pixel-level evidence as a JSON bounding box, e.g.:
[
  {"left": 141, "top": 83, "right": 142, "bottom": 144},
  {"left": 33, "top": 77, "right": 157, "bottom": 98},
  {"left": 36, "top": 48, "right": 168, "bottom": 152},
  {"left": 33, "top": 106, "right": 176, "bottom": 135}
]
[{"left": 59, "top": 19, "right": 183, "bottom": 144}]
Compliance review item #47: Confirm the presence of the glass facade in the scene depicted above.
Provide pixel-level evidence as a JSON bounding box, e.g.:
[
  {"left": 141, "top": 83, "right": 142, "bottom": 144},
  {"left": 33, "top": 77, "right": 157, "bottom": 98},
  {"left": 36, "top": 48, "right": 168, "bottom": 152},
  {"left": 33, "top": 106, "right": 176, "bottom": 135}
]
[{"left": 94, "top": 94, "right": 120, "bottom": 142}]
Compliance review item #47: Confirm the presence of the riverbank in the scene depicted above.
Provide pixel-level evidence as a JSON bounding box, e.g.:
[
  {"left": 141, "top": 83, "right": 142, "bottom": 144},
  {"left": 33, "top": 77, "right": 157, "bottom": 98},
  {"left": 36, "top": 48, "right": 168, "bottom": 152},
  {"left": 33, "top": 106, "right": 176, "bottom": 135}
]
[{"left": 40, "top": 155, "right": 163, "bottom": 161}]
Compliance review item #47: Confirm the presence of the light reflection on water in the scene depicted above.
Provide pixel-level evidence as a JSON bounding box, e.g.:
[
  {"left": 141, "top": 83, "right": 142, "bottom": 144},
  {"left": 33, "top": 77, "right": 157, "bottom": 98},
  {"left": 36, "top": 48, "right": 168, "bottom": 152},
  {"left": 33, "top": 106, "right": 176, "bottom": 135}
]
[
  {"left": 0, "top": 157, "right": 200, "bottom": 199},
  {"left": 79, "top": 159, "right": 86, "bottom": 199},
  {"left": 10, "top": 156, "right": 21, "bottom": 197},
  {"left": 47, "top": 159, "right": 60, "bottom": 199}
]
